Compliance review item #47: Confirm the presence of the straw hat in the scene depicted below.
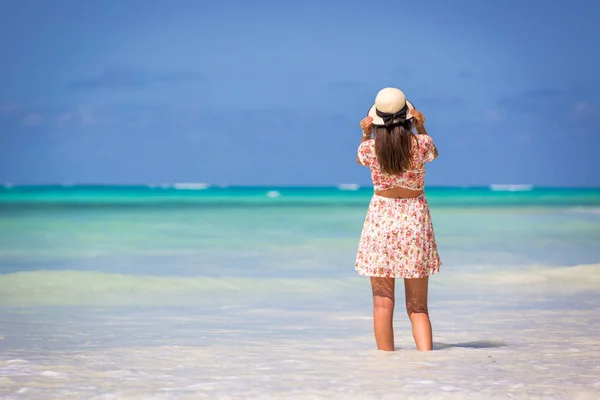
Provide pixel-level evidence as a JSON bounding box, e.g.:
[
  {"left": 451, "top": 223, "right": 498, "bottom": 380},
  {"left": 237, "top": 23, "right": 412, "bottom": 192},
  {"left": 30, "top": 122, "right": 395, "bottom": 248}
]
[{"left": 368, "top": 87, "right": 415, "bottom": 127}]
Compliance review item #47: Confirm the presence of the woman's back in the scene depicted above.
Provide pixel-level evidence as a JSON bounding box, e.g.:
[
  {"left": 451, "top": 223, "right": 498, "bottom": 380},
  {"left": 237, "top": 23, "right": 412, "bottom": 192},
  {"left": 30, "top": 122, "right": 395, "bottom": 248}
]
[{"left": 357, "top": 135, "right": 437, "bottom": 192}]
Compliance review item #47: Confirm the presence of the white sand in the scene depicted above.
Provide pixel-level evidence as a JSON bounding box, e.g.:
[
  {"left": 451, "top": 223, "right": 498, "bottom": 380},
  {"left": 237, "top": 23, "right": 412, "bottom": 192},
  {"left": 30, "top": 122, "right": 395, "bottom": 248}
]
[{"left": 1, "top": 267, "right": 599, "bottom": 399}]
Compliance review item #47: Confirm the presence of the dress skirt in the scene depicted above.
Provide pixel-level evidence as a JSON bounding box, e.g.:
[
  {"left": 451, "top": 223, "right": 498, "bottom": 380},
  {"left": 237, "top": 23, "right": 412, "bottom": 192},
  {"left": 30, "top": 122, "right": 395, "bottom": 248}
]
[{"left": 355, "top": 193, "right": 442, "bottom": 279}]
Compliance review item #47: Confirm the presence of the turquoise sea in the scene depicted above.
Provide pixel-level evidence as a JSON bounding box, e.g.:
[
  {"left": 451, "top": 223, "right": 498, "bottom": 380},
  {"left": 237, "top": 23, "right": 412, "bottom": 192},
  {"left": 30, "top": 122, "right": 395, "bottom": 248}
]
[{"left": 1, "top": 185, "right": 599, "bottom": 399}]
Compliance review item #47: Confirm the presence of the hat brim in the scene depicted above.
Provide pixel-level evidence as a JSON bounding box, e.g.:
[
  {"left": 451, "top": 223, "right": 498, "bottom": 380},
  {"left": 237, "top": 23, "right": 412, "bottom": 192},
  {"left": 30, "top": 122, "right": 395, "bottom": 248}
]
[{"left": 368, "top": 100, "right": 415, "bottom": 126}]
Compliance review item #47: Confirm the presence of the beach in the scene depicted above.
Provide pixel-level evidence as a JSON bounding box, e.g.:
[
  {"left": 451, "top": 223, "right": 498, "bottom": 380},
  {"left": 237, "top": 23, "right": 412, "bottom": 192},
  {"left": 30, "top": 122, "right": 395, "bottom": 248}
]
[{"left": 1, "top": 185, "right": 599, "bottom": 399}]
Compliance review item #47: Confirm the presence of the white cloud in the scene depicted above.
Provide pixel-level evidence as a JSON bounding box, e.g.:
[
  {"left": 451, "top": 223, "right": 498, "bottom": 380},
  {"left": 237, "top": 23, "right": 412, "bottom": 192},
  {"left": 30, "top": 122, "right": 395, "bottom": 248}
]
[
  {"left": 57, "top": 111, "right": 74, "bottom": 125},
  {"left": 0, "top": 101, "right": 20, "bottom": 115},
  {"left": 76, "top": 105, "right": 97, "bottom": 126},
  {"left": 484, "top": 109, "right": 503, "bottom": 123},
  {"left": 68, "top": 66, "right": 204, "bottom": 90},
  {"left": 515, "top": 132, "right": 533, "bottom": 145},
  {"left": 56, "top": 105, "right": 97, "bottom": 126},
  {"left": 573, "top": 102, "right": 598, "bottom": 117},
  {"left": 22, "top": 113, "right": 46, "bottom": 126}
]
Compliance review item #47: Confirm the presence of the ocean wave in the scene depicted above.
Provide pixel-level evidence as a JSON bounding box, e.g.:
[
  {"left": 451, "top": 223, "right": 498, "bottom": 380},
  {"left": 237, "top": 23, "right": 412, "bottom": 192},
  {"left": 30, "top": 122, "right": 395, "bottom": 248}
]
[
  {"left": 147, "top": 183, "right": 172, "bottom": 189},
  {"left": 0, "top": 271, "right": 361, "bottom": 307},
  {"left": 172, "top": 182, "right": 210, "bottom": 190},
  {"left": 567, "top": 206, "right": 600, "bottom": 214},
  {"left": 2, "top": 186, "right": 599, "bottom": 208},
  {"left": 1, "top": 264, "right": 598, "bottom": 307},
  {"left": 445, "top": 263, "right": 600, "bottom": 292},
  {"left": 490, "top": 184, "right": 534, "bottom": 191},
  {"left": 337, "top": 184, "right": 360, "bottom": 191}
]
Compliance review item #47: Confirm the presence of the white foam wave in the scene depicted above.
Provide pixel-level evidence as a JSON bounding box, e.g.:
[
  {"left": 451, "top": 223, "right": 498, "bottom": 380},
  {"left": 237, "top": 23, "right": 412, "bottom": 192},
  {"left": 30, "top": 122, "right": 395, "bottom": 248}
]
[
  {"left": 147, "top": 183, "right": 172, "bottom": 189},
  {"left": 172, "top": 182, "right": 210, "bottom": 190},
  {"left": 337, "top": 183, "right": 360, "bottom": 191},
  {"left": 445, "top": 263, "right": 600, "bottom": 292},
  {"left": 1, "top": 264, "right": 598, "bottom": 308},
  {"left": 490, "top": 184, "right": 534, "bottom": 191},
  {"left": 40, "top": 370, "right": 68, "bottom": 379},
  {"left": 266, "top": 190, "right": 281, "bottom": 198},
  {"left": 567, "top": 207, "right": 600, "bottom": 214},
  {"left": 0, "top": 271, "right": 361, "bottom": 307}
]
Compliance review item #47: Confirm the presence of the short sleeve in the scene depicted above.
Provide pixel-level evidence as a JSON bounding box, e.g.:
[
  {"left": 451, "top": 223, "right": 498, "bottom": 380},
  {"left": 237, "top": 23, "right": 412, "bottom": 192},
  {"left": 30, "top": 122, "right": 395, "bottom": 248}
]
[
  {"left": 417, "top": 135, "right": 437, "bottom": 163},
  {"left": 357, "top": 140, "right": 376, "bottom": 166}
]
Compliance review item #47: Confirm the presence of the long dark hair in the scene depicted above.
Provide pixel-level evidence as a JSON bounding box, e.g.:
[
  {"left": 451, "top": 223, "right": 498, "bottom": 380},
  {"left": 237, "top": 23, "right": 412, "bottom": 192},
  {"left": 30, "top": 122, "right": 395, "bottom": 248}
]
[{"left": 374, "top": 120, "right": 415, "bottom": 175}]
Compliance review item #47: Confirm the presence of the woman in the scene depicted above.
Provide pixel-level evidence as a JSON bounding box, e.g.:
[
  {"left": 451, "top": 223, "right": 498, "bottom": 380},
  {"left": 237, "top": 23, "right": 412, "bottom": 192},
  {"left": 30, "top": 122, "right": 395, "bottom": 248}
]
[{"left": 355, "top": 87, "right": 441, "bottom": 352}]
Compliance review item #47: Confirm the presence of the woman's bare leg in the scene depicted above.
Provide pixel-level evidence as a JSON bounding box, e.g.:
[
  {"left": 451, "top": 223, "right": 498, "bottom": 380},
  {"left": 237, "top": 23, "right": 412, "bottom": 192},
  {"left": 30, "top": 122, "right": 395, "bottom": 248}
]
[
  {"left": 404, "top": 276, "right": 433, "bottom": 351},
  {"left": 370, "top": 277, "right": 395, "bottom": 351}
]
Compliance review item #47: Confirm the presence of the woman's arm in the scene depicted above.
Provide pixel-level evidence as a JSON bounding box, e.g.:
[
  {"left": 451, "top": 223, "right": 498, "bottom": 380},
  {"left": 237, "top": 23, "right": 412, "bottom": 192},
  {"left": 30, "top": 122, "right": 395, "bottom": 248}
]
[
  {"left": 357, "top": 117, "right": 374, "bottom": 165},
  {"left": 412, "top": 111, "right": 438, "bottom": 160},
  {"left": 415, "top": 125, "right": 438, "bottom": 160}
]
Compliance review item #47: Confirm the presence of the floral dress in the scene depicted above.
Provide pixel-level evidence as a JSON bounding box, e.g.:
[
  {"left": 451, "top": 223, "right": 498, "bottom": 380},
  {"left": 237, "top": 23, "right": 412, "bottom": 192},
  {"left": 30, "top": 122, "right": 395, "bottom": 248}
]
[{"left": 355, "top": 135, "right": 442, "bottom": 279}]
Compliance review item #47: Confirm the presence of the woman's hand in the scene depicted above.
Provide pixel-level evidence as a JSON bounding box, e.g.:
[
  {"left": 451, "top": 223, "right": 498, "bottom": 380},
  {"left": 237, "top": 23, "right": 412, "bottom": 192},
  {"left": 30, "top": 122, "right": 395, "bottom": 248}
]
[
  {"left": 412, "top": 110, "right": 426, "bottom": 128},
  {"left": 360, "top": 116, "right": 373, "bottom": 137}
]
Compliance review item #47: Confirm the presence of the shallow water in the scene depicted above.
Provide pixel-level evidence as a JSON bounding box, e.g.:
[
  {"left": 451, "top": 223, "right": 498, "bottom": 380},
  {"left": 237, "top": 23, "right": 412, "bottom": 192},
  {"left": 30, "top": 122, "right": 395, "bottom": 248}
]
[
  {"left": 2, "top": 298, "right": 599, "bottom": 399},
  {"left": 1, "top": 186, "right": 600, "bottom": 399}
]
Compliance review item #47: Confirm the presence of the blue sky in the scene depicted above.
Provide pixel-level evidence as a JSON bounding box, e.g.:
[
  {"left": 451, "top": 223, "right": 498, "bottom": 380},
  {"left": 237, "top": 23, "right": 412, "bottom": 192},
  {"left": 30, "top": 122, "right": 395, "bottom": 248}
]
[{"left": 1, "top": 0, "right": 599, "bottom": 187}]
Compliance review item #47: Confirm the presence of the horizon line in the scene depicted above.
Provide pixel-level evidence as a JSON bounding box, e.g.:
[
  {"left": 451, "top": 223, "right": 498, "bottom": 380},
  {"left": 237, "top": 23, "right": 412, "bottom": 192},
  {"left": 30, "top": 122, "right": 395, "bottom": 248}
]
[{"left": 2, "top": 183, "right": 600, "bottom": 190}]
